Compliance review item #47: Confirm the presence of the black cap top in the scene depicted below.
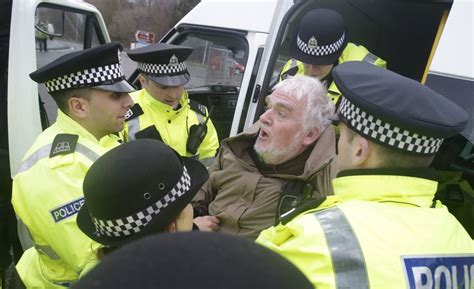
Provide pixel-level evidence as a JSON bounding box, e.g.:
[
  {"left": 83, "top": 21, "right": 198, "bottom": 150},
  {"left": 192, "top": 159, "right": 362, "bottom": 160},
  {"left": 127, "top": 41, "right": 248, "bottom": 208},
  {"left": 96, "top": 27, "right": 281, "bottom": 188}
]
[
  {"left": 333, "top": 61, "right": 468, "bottom": 155},
  {"left": 127, "top": 43, "right": 193, "bottom": 87},
  {"left": 77, "top": 139, "right": 209, "bottom": 247},
  {"left": 30, "top": 42, "right": 134, "bottom": 93},
  {"left": 290, "top": 9, "right": 348, "bottom": 65},
  {"left": 73, "top": 232, "right": 314, "bottom": 289}
]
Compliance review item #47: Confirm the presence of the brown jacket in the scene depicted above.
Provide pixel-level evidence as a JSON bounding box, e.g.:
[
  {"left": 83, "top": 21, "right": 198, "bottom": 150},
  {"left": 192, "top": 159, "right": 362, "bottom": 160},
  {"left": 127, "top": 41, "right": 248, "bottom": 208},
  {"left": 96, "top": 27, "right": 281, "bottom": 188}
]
[{"left": 192, "top": 123, "right": 337, "bottom": 240}]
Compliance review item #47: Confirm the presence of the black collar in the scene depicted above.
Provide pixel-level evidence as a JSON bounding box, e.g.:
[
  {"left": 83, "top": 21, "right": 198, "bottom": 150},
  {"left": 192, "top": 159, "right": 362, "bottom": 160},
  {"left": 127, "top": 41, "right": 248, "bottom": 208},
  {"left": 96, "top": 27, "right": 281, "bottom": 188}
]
[{"left": 337, "top": 168, "right": 438, "bottom": 181}]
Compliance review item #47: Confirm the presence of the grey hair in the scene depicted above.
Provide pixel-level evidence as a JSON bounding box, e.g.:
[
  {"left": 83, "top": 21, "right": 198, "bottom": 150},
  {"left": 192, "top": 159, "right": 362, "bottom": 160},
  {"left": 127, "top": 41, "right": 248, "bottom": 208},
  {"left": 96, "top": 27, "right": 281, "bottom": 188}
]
[{"left": 273, "top": 75, "right": 334, "bottom": 133}]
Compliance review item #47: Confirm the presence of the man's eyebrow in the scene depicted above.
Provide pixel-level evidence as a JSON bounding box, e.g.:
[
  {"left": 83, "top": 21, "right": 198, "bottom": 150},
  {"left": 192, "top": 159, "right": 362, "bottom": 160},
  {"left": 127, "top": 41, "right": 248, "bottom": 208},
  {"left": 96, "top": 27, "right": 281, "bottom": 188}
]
[
  {"left": 274, "top": 102, "right": 294, "bottom": 111},
  {"left": 266, "top": 96, "right": 295, "bottom": 112}
]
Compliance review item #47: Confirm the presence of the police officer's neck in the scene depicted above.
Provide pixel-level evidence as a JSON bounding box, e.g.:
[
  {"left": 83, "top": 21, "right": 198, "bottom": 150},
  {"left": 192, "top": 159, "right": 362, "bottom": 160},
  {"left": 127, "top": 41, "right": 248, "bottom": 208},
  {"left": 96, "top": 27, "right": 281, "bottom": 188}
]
[{"left": 71, "top": 116, "right": 108, "bottom": 141}]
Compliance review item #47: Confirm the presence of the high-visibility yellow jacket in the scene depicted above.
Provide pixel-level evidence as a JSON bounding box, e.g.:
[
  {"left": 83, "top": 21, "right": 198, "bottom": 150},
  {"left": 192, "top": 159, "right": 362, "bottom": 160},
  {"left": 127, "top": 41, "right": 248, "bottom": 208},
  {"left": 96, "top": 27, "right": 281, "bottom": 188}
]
[
  {"left": 256, "top": 170, "right": 474, "bottom": 289},
  {"left": 280, "top": 43, "right": 387, "bottom": 104},
  {"left": 11, "top": 110, "right": 120, "bottom": 288},
  {"left": 123, "top": 89, "right": 219, "bottom": 166}
]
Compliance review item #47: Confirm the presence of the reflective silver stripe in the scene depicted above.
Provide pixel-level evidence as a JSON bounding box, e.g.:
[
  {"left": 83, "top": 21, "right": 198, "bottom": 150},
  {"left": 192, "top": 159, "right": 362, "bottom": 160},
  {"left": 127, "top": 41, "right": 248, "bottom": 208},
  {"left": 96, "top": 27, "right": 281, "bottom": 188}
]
[
  {"left": 75, "top": 143, "right": 100, "bottom": 162},
  {"left": 196, "top": 111, "right": 205, "bottom": 124},
  {"left": 314, "top": 207, "right": 370, "bottom": 289},
  {"left": 16, "top": 144, "right": 52, "bottom": 175},
  {"left": 127, "top": 118, "right": 140, "bottom": 141},
  {"left": 16, "top": 142, "right": 100, "bottom": 176},
  {"left": 290, "top": 58, "right": 298, "bottom": 67},
  {"left": 362, "top": 52, "right": 378, "bottom": 64},
  {"left": 17, "top": 217, "right": 34, "bottom": 250},
  {"left": 35, "top": 244, "right": 61, "bottom": 260}
]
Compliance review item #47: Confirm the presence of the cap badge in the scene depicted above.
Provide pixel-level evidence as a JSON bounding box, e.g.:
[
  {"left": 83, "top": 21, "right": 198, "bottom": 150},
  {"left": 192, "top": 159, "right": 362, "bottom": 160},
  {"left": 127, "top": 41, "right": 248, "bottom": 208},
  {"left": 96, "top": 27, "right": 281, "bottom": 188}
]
[
  {"left": 308, "top": 37, "right": 318, "bottom": 49},
  {"left": 169, "top": 54, "right": 178, "bottom": 66},
  {"left": 117, "top": 49, "right": 122, "bottom": 63}
]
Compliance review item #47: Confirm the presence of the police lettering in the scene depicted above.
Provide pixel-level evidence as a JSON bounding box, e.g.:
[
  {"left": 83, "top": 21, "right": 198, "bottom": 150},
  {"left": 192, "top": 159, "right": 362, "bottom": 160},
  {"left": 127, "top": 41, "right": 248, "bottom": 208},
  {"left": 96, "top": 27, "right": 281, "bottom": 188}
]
[
  {"left": 403, "top": 256, "right": 474, "bottom": 289},
  {"left": 412, "top": 265, "right": 474, "bottom": 289},
  {"left": 50, "top": 198, "right": 85, "bottom": 223}
]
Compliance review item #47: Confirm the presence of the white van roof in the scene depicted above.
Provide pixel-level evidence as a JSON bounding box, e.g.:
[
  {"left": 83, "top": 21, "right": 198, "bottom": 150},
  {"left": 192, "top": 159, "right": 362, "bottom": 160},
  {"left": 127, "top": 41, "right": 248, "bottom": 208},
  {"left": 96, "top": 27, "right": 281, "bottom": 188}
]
[{"left": 178, "top": 0, "right": 284, "bottom": 33}]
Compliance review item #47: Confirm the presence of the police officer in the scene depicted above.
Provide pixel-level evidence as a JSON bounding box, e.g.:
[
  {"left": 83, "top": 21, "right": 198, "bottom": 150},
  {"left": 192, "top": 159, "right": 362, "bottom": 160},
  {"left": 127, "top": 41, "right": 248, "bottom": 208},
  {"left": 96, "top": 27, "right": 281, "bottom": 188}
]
[
  {"left": 125, "top": 43, "right": 219, "bottom": 166},
  {"left": 11, "top": 42, "right": 134, "bottom": 288},
  {"left": 257, "top": 62, "right": 474, "bottom": 289},
  {"left": 76, "top": 139, "right": 209, "bottom": 273},
  {"left": 280, "top": 8, "right": 386, "bottom": 104}
]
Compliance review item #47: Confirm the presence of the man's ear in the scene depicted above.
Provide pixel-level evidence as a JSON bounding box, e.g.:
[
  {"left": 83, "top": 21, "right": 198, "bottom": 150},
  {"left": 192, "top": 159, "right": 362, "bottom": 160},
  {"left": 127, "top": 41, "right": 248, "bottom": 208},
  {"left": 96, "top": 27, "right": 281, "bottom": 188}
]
[
  {"left": 138, "top": 74, "right": 147, "bottom": 88},
  {"left": 351, "top": 135, "right": 371, "bottom": 168},
  {"left": 165, "top": 220, "right": 177, "bottom": 233},
  {"left": 302, "top": 127, "right": 320, "bottom": 146},
  {"left": 68, "top": 97, "right": 89, "bottom": 119}
]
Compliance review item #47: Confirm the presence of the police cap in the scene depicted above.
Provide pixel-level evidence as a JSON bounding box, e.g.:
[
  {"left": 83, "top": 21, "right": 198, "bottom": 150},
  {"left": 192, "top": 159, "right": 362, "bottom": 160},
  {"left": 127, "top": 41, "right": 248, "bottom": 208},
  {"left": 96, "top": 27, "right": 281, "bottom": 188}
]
[
  {"left": 127, "top": 43, "right": 193, "bottom": 87},
  {"left": 290, "top": 9, "right": 348, "bottom": 65},
  {"left": 333, "top": 61, "right": 468, "bottom": 155},
  {"left": 77, "top": 139, "right": 209, "bottom": 247},
  {"left": 30, "top": 42, "right": 134, "bottom": 93},
  {"left": 73, "top": 232, "right": 314, "bottom": 289}
]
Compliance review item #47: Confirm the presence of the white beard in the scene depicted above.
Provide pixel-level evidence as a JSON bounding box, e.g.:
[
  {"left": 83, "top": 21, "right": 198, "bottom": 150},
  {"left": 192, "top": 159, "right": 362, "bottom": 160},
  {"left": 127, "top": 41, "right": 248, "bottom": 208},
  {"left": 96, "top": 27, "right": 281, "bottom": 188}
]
[{"left": 254, "top": 132, "right": 304, "bottom": 165}]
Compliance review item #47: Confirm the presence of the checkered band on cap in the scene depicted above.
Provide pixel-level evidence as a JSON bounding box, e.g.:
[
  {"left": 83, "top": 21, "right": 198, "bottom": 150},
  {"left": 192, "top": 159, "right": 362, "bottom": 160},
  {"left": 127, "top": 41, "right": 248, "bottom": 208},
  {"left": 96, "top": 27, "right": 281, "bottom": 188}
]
[
  {"left": 297, "top": 33, "right": 345, "bottom": 56},
  {"left": 137, "top": 62, "right": 187, "bottom": 76},
  {"left": 338, "top": 97, "right": 444, "bottom": 154},
  {"left": 91, "top": 166, "right": 191, "bottom": 238},
  {"left": 45, "top": 63, "right": 125, "bottom": 92}
]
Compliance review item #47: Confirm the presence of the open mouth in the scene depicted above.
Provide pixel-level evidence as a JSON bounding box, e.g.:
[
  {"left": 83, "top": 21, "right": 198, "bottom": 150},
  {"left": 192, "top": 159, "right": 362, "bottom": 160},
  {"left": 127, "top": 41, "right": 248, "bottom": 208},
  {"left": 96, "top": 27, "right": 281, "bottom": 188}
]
[{"left": 259, "top": 128, "right": 269, "bottom": 139}]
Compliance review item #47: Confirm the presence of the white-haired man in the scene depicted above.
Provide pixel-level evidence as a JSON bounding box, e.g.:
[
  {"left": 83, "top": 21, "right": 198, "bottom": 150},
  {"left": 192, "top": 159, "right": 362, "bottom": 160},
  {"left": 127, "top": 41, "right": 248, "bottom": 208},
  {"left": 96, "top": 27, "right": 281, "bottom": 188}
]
[{"left": 192, "top": 75, "right": 337, "bottom": 239}]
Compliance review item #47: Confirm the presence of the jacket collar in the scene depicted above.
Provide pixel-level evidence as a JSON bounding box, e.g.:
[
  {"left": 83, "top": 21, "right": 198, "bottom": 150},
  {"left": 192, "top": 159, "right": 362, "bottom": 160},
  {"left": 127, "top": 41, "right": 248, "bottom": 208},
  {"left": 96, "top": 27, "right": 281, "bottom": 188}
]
[
  {"left": 141, "top": 88, "right": 188, "bottom": 118},
  {"left": 337, "top": 168, "right": 438, "bottom": 180},
  {"left": 333, "top": 168, "right": 438, "bottom": 207}
]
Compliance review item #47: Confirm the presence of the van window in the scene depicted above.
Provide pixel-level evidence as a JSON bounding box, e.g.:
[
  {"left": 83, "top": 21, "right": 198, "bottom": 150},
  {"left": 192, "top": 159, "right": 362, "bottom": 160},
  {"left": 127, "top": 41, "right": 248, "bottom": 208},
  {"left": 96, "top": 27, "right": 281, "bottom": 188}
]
[
  {"left": 35, "top": 5, "right": 105, "bottom": 128},
  {"left": 176, "top": 33, "right": 247, "bottom": 89},
  {"left": 173, "top": 32, "right": 248, "bottom": 141}
]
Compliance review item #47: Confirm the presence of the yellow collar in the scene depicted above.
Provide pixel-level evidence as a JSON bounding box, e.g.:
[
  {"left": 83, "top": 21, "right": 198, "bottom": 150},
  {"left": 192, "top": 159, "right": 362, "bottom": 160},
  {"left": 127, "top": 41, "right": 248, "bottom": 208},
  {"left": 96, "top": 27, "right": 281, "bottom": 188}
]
[
  {"left": 141, "top": 89, "right": 188, "bottom": 113},
  {"left": 332, "top": 174, "right": 438, "bottom": 207}
]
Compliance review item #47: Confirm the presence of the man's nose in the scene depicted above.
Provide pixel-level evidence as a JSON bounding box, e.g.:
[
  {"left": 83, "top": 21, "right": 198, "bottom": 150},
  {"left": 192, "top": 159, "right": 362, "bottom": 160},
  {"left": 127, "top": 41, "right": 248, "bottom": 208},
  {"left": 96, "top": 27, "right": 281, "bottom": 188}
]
[
  {"left": 168, "top": 87, "right": 181, "bottom": 98},
  {"left": 259, "top": 109, "right": 272, "bottom": 125}
]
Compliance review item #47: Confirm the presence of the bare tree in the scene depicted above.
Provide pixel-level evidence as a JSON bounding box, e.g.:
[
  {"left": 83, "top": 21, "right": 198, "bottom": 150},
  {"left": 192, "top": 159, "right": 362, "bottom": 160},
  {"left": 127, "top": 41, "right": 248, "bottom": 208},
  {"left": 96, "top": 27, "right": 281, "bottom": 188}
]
[
  {"left": 85, "top": 0, "right": 195, "bottom": 49},
  {"left": 171, "top": 0, "right": 200, "bottom": 26}
]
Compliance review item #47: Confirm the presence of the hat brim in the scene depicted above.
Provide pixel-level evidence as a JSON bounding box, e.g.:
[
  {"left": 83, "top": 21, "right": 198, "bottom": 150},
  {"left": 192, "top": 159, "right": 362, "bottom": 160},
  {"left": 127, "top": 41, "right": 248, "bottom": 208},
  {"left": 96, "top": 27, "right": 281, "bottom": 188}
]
[
  {"left": 77, "top": 156, "right": 209, "bottom": 247},
  {"left": 148, "top": 72, "right": 190, "bottom": 87},
  {"left": 289, "top": 28, "right": 347, "bottom": 66},
  {"left": 93, "top": 80, "right": 136, "bottom": 93}
]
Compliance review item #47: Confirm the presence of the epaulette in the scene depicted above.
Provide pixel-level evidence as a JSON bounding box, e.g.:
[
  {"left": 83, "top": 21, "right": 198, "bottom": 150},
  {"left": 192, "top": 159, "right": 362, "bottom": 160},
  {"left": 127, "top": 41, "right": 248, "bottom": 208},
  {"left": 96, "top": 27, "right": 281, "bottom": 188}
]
[
  {"left": 280, "top": 65, "right": 299, "bottom": 81},
  {"left": 50, "top": 134, "right": 79, "bottom": 158},
  {"left": 125, "top": 103, "right": 144, "bottom": 121},
  {"left": 135, "top": 126, "right": 163, "bottom": 142},
  {"left": 189, "top": 99, "right": 207, "bottom": 117}
]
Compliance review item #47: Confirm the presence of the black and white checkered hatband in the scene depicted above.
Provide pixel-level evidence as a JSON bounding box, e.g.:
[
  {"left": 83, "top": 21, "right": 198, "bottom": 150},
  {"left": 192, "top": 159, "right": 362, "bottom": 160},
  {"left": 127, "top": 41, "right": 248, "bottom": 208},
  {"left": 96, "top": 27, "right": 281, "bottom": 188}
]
[
  {"left": 91, "top": 166, "right": 191, "bottom": 238},
  {"left": 138, "top": 62, "right": 187, "bottom": 76},
  {"left": 297, "top": 33, "right": 345, "bottom": 56},
  {"left": 338, "top": 96, "right": 443, "bottom": 154},
  {"left": 45, "top": 63, "right": 125, "bottom": 92}
]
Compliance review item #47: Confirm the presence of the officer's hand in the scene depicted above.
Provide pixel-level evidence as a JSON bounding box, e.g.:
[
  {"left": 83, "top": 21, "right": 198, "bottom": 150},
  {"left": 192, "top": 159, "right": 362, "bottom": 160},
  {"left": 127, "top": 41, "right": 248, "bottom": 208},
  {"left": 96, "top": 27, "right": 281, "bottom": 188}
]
[{"left": 194, "top": 215, "right": 220, "bottom": 232}]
